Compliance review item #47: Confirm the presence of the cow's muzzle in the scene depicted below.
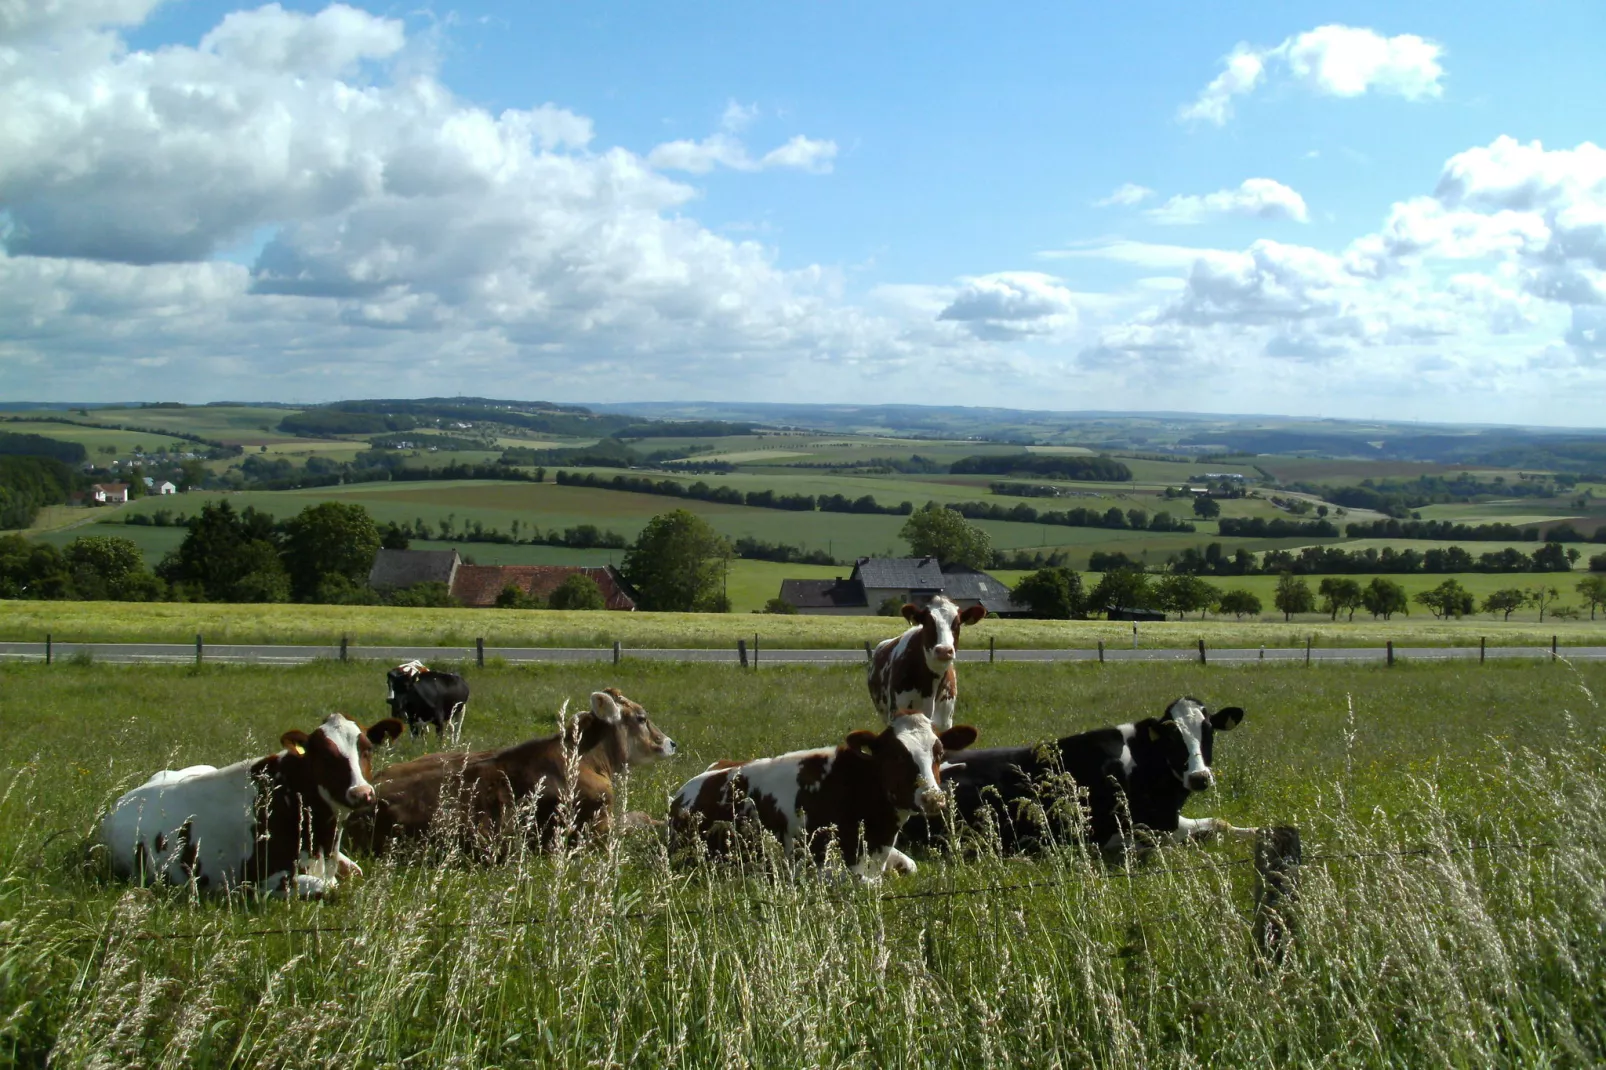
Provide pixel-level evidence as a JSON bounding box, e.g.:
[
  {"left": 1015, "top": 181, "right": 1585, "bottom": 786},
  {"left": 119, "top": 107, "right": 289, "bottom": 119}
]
[
  {"left": 917, "top": 789, "right": 945, "bottom": 817},
  {"left": 1185, "top": 770, "right": 1214, "bottom": 793},
  {"left": 347, "top": 784, "right": 376, "bottom": 808},
  {"left": 932, "top": 645, "right": 955, "bottom": 662}
]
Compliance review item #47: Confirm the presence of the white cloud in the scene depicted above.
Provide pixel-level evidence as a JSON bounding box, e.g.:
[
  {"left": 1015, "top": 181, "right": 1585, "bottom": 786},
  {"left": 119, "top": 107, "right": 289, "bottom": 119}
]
[
  {"left": 1037, "top": 239, "right": 1227, "bottom": 270},
  {"left": 937, "top": 272, "right": 1079, "bottom": 340},
  {"left": 1145, "top": 178, "right": 1310, "bottom": 225},
  {"left": 646, "top": 105, "right": 837, "bottom": 175},
  {"left": 1094, "top": 183, "right": 1155, "bottom": 208},
  {"left": 0, "top": 0, "right": 164, "bottom": 41},
  {"left": 1180, "top": 24, "right": 1444, "bottom": 126}
]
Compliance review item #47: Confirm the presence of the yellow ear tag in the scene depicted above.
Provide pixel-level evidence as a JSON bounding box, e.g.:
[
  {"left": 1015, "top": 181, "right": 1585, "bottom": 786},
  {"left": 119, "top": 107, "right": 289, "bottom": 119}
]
[{"left": 289, "top": 742, "right": 306, "bottom": 755}]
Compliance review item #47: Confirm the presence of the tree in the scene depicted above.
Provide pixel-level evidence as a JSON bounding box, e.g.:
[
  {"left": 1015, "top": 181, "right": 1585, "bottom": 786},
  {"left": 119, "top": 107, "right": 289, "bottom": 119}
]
[
  {"left": 1361, "top": 578, "right": 1409, "bottom": 620},
  {"left": 63, "top": 536, "right": 163, "bottom": 601},
  {"left": 549, "top": 573, "right": 606, "bottom": 611},
  {"left": 1089, "top": 568, "right": 1152, "bottom": 616},
  {"left": 899, "top": 504, "right": 992, "bottom": 569},
  {"left": 1481, "top": 588, "right": 1527, "bottom": 621},
  {"left": 1576, "top": 574, "right": 1606, "bottom": 620},
  {"left": 380, "top": 522, "right": 411, "bottom": 550},
  {"left": 496, "top": 582, "right": 543, "bottom": 609},
  {"left": 876, "top": 596, "right": 905, "bottom": 617},
  {"left": 1525, "top": 584, "right": 1562, "bottom": 622},
  {"left": 158, "top": 501, "right": 281, "bottom": 601},
  {"left": 1011, "top": 567, "right": 1086, "bottom": 620},
  {"left": 1414, "top": 579, "right": 1475, "bottom": 620},
  {"left": 1192, "top": 495, "right": 1221, "bottom": 519},
  {"left": 762, "top": 597, "right": 799, "bottom": 615},
  {"left": 1154, "top": 573, "right": 1220, "bottom": 620},
  {"left": 279, "top": 502, "right": 382, "bottom": 601},
  {"left": 1317, "top": 577, "right": 1363, "bottom": 622},
  {"left": 620, "top": 509, "right": 731, "bottom": 612},
  {"left": 1531, "top": 542, "right": 1572, "bottom": 572},
  {"left": 1215, "top": 589, "right": 1262, "bottom": 620},
  {"left": 0, "top": 534, "right": 73, "bottom": 598},
  {"left": 1273, "top": 573, "right": 1314, "bottom": 621}
]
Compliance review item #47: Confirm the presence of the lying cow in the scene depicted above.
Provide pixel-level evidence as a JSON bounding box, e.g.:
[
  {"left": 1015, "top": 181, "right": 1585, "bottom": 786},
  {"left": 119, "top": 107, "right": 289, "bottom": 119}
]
[
  {"left": 387, "top": 660, "right": 470, "bottom": 740},
  {"left": 670, "top": 712, "right": 979, "bottom": 880},
  {"left": 902, "top": 697, "right": 1255, "bottom": 855},
  {"left": 868, "top": 595, "right": 986, "bottom": 730},
  {"left": 99, "top": 713, "right": 405, "bottom": 897},
  {"left": 353, "top": 688, "right": 675, "bottom": 854}
]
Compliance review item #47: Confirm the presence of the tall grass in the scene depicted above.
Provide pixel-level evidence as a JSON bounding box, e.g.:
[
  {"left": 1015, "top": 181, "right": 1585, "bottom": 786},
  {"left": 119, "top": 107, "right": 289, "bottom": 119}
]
[{"left": 3, "top": 660, "right": 1605, "bottom": 1066}]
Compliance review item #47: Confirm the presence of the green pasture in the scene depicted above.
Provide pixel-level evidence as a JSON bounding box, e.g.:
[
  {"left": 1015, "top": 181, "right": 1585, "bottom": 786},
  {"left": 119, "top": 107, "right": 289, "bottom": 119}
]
[
  {"left": 53, "top": 405, "right": 310, "bottom": 446},
  {"left": 3, "top": 659, "right": 1605, "bottom": 1065},
  {"left": 1252, "top": 458, "right": 1516, "bottom": 484},
  {"left": 5, "top": 598, "right": 1606, "bottom": 648},
  {"left": 0, "top": 419, "right": 194, "bottom": 456}
]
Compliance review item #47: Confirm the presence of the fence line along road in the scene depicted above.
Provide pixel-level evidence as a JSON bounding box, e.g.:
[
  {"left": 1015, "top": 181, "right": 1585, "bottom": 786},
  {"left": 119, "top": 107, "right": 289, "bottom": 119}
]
[{"left": 2, "top": 640, "right": 1605, "bottom": 667}]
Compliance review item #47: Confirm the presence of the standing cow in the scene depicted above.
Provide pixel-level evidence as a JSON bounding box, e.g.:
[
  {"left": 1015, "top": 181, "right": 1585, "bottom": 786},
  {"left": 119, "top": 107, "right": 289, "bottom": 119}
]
[
  {"left": 354, "top": 688, "right": 676, "bottom": 854},
  {"left": 902, "top": 696, "right": 1256, "bottom": 855},
  {"left": 387, "top": 660, "right": 470, "bottom": 741},
  {"left": 670, "top": 712, "right": 979, "bottom": 880},
  {"left": 99, "top": 713, "right": 405, "bottom": 897},
  {"left": 868, "top": 595, "right": 986, "bottom": 730}
]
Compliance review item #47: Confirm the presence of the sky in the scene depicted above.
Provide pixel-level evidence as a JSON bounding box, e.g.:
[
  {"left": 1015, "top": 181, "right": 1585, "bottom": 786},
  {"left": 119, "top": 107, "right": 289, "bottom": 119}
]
[{"left": 3, "top": 1, "right": 1605, "bottom": 425}]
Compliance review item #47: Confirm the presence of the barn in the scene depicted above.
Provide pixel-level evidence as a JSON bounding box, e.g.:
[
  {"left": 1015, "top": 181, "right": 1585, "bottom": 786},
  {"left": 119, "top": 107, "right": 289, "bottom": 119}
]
[{"left": 778, "top": 557, "right": 1025, "bottom": 616}]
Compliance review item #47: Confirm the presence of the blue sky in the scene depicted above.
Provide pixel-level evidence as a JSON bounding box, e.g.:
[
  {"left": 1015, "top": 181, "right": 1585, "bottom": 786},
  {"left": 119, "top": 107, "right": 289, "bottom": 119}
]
[{"left": 3, "top": 1, "right": 1605, "bottom": 424}]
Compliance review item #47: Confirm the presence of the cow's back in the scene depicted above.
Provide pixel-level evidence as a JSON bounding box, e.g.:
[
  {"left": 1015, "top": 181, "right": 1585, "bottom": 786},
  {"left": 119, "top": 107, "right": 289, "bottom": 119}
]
[{"left": 100, "top": 761, "right": 259, "bottom": 888}]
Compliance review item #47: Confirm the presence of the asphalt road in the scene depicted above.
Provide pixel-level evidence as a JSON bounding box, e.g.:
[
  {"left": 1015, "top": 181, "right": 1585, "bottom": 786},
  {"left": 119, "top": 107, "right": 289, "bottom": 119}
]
[{"left": 3, "top": 641, "right": 1603, "bottom": 667}]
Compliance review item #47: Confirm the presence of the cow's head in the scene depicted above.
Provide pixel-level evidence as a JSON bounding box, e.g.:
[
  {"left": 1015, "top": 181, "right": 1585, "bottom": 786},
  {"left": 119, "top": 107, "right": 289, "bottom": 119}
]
[
  {"left": 846, "top": 712, "right": 979, "bottom": 817},
  {"left": 386, "top": 660, "right": 428, "bottom": 704},
  {"left": 1148, "top": 696, "right": 1244, "bottom": 793},
  {"left": 583, "top": 688, "right": 678, "bottom": 765},
  {"left": 281, "top": 713, "right": 406, "bottom": 811},
  {"left": 901, "top": 595, "right": 986, "bottom": 672}
]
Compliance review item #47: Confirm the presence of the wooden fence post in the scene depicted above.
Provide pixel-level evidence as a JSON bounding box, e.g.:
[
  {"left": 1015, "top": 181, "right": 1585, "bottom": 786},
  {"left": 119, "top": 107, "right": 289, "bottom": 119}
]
[
  {"left": 1552, "top": 635, "right": 1559, "bottom": 660},
  {"left": 1305, "top": 636, "right": 1311, "bottom": 665},
  {"left": 1197, "top": 638, "right": 1207, "bottom": 665},
  {"left": 1097, "top": 640, "right": 1104, "bottom": 664},
  {"left": 989, "top": 636, "right": 995, "bottom": 664},
  {"left": 1254, "top": 826, "right": 1302, "bottom": 965},
  {"left": 863, "top": 640, "right": 873, "bottom": 662},
  {"left": 195, "top": 633, "right": 203, "bottom": 666},
  {"left": 341, "top": 635, "right": 349, "bottom": 663},
  {"left": 477, "top": 637, "right": 485, "bottom": 669},
  {"left": 1386, "top": 640, "right": 1394, "bottom": 667},
  {"left": 738, "top": 639, "right": 749, "bottom": 668},
  {"left": 612, "top": 640, "right": 621, "bottom": 666},
  {"left": 1480, "top": 636, "right": 1486, "bottom": 664},
  {"left": 45, "top": 633, "right": 51, "bottom": 666},
  {"left": 753, "top": 635, "right": 759, "bottom": 669}
]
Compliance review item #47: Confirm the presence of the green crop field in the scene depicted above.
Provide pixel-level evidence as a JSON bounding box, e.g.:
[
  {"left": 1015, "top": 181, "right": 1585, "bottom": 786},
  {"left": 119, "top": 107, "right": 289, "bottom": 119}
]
[
  {"left": 59, "top": 405, "right": 312, "bottom": 446},
  {"left": 5, "top": 598, "right": 1605, "bottom": 649},
  {"left": 3, "top": 658, "right": 1605, "bottom": 1065},
  {"left": 0, "top": 420, "right": 196, "bottom": 456}
]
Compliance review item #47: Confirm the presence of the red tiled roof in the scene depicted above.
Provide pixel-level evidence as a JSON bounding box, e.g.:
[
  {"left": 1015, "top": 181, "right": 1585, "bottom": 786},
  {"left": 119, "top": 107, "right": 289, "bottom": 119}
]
[{"left": 450, "top": 565, "right": 637, "bottom": 610}]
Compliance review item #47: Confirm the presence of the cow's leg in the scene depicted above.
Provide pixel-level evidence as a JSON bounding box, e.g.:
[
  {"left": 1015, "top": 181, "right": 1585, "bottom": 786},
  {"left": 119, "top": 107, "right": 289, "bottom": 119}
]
[
  {"left": 1172, "top": 816, "right": 1259, "bottom": 843},
  {"left": 335, "top": 852, "right": 362, "bottom": 879},
  {"left": 930, "top": 694, "right": 956, "bottom": 732},
  {"left": 851, "top": 846, "right": 894, "bottom": 883},
  {"left": 882, "top": 847, "right": 919, "bottom": 876},
  {"left": 449, "top": 702, "right": 466, "bottom": 744}
]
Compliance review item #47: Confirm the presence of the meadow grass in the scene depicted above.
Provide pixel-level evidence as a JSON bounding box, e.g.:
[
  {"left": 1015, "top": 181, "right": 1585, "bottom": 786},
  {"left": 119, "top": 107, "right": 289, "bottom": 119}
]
[
  {"left": 2, "top": 658, "right": 1605, "bottom": 1066},
  {"left": 5, "top": 598, "right": 1606, "bottom": 650}
]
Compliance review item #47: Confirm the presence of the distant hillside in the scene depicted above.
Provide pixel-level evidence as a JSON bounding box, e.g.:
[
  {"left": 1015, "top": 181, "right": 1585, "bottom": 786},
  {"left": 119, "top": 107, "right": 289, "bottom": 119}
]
[{"left": 280, "top": 397, "right": 637, "bottom": 438}]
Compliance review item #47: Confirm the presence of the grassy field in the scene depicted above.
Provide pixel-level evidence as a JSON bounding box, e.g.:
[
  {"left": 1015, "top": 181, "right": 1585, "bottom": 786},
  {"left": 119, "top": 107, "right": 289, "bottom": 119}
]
[
  {"left": 5, "top": 598, "right": 1606, "bottom": 649},
  {"left": 2, "top": 658, "right": 1604, "bottom": 1065},
  {"left": 0, "top": 420, "right": 196, "bottom": 456}
]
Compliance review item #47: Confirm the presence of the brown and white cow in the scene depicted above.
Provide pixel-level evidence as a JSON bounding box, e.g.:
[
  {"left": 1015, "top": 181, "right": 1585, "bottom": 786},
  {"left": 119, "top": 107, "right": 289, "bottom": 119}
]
[
  {"left": 354, "top": 688, "right": 676, "bottom": 854},
  {"left": 867, "top": 595, "right": 986, "bottom": 730},
  {"left": 99, "top": 713, "right": 405, "bottom": 897},
  {"left": 669, "top": 712, "right": 978, "bottom": 880}
]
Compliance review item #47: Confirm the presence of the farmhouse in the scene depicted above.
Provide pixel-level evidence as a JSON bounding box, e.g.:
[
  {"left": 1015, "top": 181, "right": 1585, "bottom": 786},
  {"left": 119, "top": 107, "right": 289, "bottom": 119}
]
[
  {"left": 451, "top": 565, "right": 637, "bottom": 610},
  {"left": 367, "top": 549, "right": 638, "bottom": 609},
  {"left": 90, "top": 483, "right": 129, "bottom": 504},
  {"left": 779, "top": 557, "right": 1023, "bottom": 616}
]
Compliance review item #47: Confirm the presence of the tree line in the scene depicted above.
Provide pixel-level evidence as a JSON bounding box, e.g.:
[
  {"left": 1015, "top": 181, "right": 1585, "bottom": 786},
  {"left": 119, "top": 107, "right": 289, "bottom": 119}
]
[
  {"left": 1344, "top": 517, "right": 1606, "bottom": 542},
  {"left": 1167, "top": 541, "right": 1583, "bottom": 576}
]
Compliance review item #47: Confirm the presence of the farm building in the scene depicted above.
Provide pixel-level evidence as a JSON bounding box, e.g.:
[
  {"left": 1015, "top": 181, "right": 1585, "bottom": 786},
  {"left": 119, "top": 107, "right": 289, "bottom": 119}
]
[
  {"left": 366, "top": 549, "right": 637, "bottom": 609},
  {"left": 90, "top": 483, "right": 129, "bottom": 504},
  {"left": 451, "top": 565, "right": 637, "bottom": 610},
  {"left": 779, "top": 557, "right": 1024, "bottom": 616}
]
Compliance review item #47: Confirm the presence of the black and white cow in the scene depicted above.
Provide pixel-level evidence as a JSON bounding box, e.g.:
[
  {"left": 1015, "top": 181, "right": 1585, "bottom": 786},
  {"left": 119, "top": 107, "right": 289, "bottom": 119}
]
[
  {"left": 99, "top": 713, "right": 405, "bottom": 897},
  {"left": 902, "top": 696, "right": 1256, "bottom": 854},
  {"left": 387, "top": 660, "right": 470, "bottom": 740}
]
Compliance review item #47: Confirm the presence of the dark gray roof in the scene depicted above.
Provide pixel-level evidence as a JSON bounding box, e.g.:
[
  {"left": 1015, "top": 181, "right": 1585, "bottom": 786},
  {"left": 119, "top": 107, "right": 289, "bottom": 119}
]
[
  {"left": 851, "top": 557, "right": 946, "bottom": 591},
  {"left": 369, "top": 548, "right": 460, "bottom": 590},
  {"left": 779, "top": 578, "right": 867, "bottom": 610}
]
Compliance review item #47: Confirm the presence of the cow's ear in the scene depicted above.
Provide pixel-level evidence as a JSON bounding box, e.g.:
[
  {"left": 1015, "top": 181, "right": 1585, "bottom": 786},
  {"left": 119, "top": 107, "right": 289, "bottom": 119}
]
[
  {"left": 1210, "top": 707, "right": 1245, "bottom": 732},
  {"left": 939, "top": 725, "right": 979, "bottom": 752},
  {"left": 845, "top": 730, "right": 878, "bottom": 754},
  {"left": 960, "top": 604, "right": 987, "bottom": 625},
  {"left": 281, "top": 730, "right": 310, "bottom": 755},
  {"left": 1147, "top": 724, "right": 1162, "bottom": 743},
  {"left": 900, "top": 603, "right": 922, "bottom": 623},
  {"left": 368, "top": 718, "right": 405, "bottom": 745},
  {"left": 590, "top": 691, "right": 622, "bottom": 724}
]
